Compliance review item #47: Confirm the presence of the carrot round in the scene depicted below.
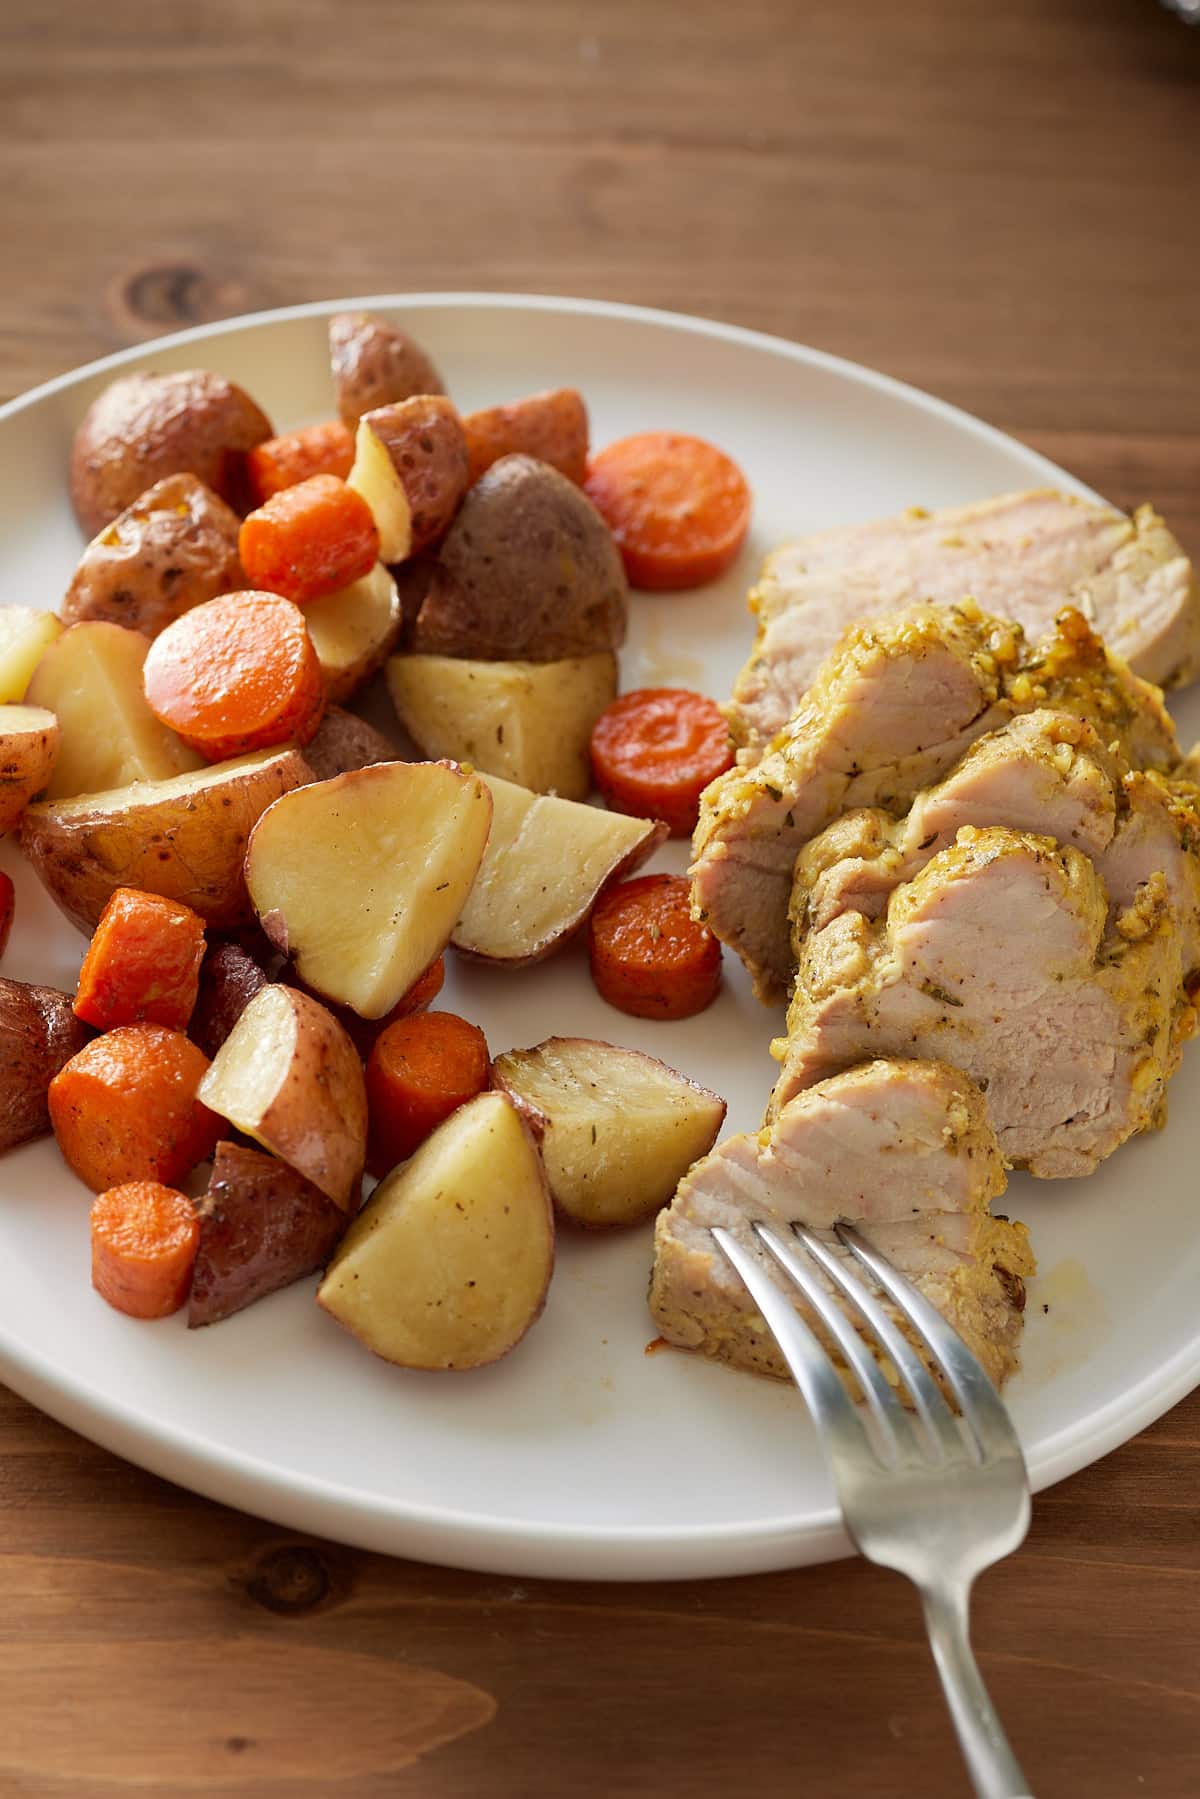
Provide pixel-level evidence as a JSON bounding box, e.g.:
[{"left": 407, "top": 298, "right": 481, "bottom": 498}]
[
  {"left": 365, "top": 1010, "right": 490, "bottom": 1177},
  {"left": 463, "top": 387, "right": 588, "bottom": 486},
  {"left": 584, "top": 432, "right": 751, "bottom": 590},
  {"left": 49, "top": 1024, "right": 223, "bottom": 1192},
  {"left": 238, "top": 473, "right": 379, "bottom": 603},
  {"left": 588, "top": 874, "right": 722, "bottom": 1020},
  {"left": 245, "top": 420, "right": 355, "bottom": 505},
  {"left": 0, "top": 870, "right": 13, "bottom": 960},
  {"left": 75, "top": 887, "right": 207, "bottom": 1032},
  {"left": 590, "top": 688, "right": 734, "bottom": 837},
  {"left": 142, "top": 591, "right": 325, "bottom": 760},
  {"left": 91, "top": 1181, "right": 200, "bottom": 1319}
]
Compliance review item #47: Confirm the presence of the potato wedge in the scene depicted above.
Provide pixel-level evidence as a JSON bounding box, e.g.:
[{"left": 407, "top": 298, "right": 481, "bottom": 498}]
[
  {"left": 246, "top": 760, "right": 491, "bottom": 1019},
  {"left": 492, "top": 1038, "right": 727, "bottom": 1227},
  {"left": 198, "top": 984, "right": 367, "bottom": 1208},
  {"left": 0, "top": 705, "right": 60, "bottom": 832},
  {"left": 189, "top": 1140, "right": 348, "bottom": 1327},
  {"left": 330, "top": 311, "right": 446, "bottom": 426},
  {"left": 303, "top": 563, "right": 404, "bottom": 704},
  {"left": 451, "top": 773, "right": 665, "bottom": 965},
  {"left": 386, "top": 650, "right": 616, "bottom": 800},
  {"left": 0, "top": 609, "right": 63, "bottom": 704},
  {"left": 69, "top": 369, "right": 273, "bottom": 536},
  {"left": 300, "top": 705, "right": 399, "bottom": 783},
  {"left": 60, "top": 473, "right": 244, "bottom": 637},
  {"left": 0, "top": 975, "right": 94, "bottom": 1151},
  {"left": 25, "top": 620, "right": 203, "bottom": 800},
  {"left": 414, "top": 454, "right": 627, "bottom": 661},
  {"left": 317, "top": 1091, "right": 553, "bottom": 1370},
  {"left": 346, "top": 419, "right": 413, "bottom": 563},
  {"left": 19, "top": 746, "right": 311, "bottom": 933},
  {"left": 362, "top": 397, "right": 469, "bottom": 553}
]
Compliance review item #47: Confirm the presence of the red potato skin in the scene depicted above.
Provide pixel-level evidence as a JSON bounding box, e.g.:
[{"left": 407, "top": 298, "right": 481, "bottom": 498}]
[
  {"left": 0, "top": 976, "right": 94, "bottom": 1151},
  {"left": 189, "top": 941, "right": 270, "bottom": 1060},
  {"left": 69, "top": 370, "right": 274, "bottom": 537},
  {"left": 60, "top": 473, "right": 245, "bottom": 638},
  {"left": 280, "top": 955, "right": 445, "bottom": 1058},
  {"left": 329, "top": 312, "right": 446, "bottom": 425},
  {"left": 0, "top": 871, "right": 12, "bottom": 960},
  {"left": 362, "top": 397, "right": 470, "bottom": 552},
  {"left": 188, "top": 1140, "right": 348, "bottom": 1327}
]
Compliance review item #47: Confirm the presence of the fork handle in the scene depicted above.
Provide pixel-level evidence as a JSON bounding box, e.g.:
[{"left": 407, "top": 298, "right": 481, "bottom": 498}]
[{"left": 919, "top": 1581, "right": 1034, "bottom": 1799}]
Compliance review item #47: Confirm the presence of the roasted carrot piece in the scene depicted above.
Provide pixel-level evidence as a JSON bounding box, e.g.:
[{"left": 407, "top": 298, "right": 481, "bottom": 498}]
[
  {"left": 74, "top": 888, "right": 207, "bottom": 1031},
  {"left": 588, "top": 874, "right": 722, "bottom": 1020},
  {"left": 0, "top": 870, "right": 13, "bottom": 959},
  {"left": 238, "top": 473, "right": 379, "bottom": 604},
  {"left": 365, "top": 1010, "right": 490, "bottom": 1176},
  {"left": 245, "top": 420, "right": 356, "bottom": 505},
  {"left": 142, "top": 591, "right": 325, "bottom": 760},
  {"left": 49, "top": 1024, "right": 223, "bottom": 1192},
  {"left": 584, "top": 432, "right": 751, "bottom": 591},
  {"left": 589, "top": 688, "right": 734, "bottom": 837},
  {"left": 91, "top": 1180, "right": 200, "bottom": 1319},
  {"left": 462, "top": 387, "right": 589, "bottom": 486}
]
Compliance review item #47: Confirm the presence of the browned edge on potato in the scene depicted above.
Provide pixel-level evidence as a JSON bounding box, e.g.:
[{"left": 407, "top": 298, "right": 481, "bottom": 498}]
[{"left": 330, "top": 312, "right": 446, "bottom": 426}]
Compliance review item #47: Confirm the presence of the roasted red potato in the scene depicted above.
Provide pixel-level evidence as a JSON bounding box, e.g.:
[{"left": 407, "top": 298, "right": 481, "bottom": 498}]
[{"left": 0, "top": 975, "right": 94, "bottom": 1152}]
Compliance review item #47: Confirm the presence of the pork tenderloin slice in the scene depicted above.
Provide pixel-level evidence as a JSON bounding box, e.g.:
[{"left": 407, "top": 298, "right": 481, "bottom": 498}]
[
  {"left": 775, "top": 827, "right": 1189, "bottom": 1177},
  {"left": 731, "top": 490, "right": 1199, "bottom": 750},
  {"left": 694, "top": 602, "right": 1181, "bottom": 1001},
  {"left": 795, "top": 709, "right": 1120, "bottom": 935},
  {"left": 649, "top": 1058, "right": 1032, "bottom": 1391}
]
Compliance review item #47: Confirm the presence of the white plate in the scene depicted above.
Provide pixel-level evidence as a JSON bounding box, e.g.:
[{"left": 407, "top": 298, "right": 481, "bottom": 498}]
[{"left": 1, "top": 294, "right": 1198, "bottom": 1582}]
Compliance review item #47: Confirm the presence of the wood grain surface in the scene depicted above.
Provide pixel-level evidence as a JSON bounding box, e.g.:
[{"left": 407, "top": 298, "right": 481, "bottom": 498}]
[{"left": 2, "top": 1, "right": 1199, "bottom": 1793}]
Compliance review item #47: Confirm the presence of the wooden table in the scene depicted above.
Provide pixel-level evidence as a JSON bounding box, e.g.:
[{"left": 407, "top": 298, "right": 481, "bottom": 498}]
[{"left": 3, "top": 2, "right": 1198, "bottom": 1792}]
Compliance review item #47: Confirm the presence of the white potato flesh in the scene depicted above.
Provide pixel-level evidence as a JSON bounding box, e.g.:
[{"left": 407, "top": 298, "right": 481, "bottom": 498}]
[
  {"left": 451, "top": 772, "right": 664, "bottom": 964},
  {"left": 386, "top": 650, "right": 617, "bottom": 800},
  {"left": 493, "top": 1037, "right": 727, "bottom": 1227},
  {"left": 317, "top": 1091, "right": 554, "bottom": 1370},
  {"left": 0, "top": 608, "right": 63, "bottom": 704},
  {"left": 198, "top": 983, "right": 367, "bottom": 1209},
  {"left": 347, "top": 419, "right": 413, "bottom": 563},
  {"left": 304, "top": 563, "right": 404, "bottom": 704},
  {"left": 25, "top": 619, "right": 202, "bottom": 799},
  {"left": 246, "top": 760, "right": 492, "bottom": 1018}
]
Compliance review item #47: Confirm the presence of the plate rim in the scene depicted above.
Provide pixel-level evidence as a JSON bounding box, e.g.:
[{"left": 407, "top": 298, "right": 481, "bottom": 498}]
[{"left": 1, "top": 290, "right": 1195, "bottom": 1581}]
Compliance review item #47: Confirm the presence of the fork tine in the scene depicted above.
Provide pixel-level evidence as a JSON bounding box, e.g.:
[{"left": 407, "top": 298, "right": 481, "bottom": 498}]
[
  {"left": 710, "top": 1227, "right": 869, "bottom": 1469},
  {"left": 836, "top": 1224, "right": 1024, "bottom": 1464},
  {"left": 752, "top": 1224, "right": 911, "bottom": 1460},
  {"left": 790, "top": 1224, "right": 963, "bottom": 1462}
]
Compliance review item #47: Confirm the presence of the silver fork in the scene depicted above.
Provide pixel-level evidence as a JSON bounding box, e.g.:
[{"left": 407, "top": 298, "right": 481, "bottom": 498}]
[{"left": 713, "top": 1220, "right": 1033, "bottom": 1799}]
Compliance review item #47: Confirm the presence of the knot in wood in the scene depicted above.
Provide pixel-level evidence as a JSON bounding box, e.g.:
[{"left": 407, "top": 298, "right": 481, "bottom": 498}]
[{"left": 247, "top": 1542, "right": 334, "bottom": 1615}]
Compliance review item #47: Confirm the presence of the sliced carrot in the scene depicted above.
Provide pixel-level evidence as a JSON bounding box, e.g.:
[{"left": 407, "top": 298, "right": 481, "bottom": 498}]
[
  {"left": 588, "top": 874, "right": 722, "bottom": 1020},
  {"left": 245, "top": 420, "right": 356, "bottom": 505},
  {"left": 91, "top": 1180, "right": 200, "bottom": 1319},
  {"left": 74, "top": 888, "right": 207, "bottom": 1032},
  {"left": 590, "top": 688, "right": 734, "bottom": 837},
  {"left": 48, "top": 1024, "right": 223, "bottom": 1192},
  {"left": 0, "top": 870, "right": 13, "bottom": 959},
  {"left": 584, "top": 432, "right": 751, "bottom": 590},
  {"left": 238, "top": 473, "right": 379, "bottom": 604},
  {"left": 462, "top": 388, "right": 588, "bottom": 486},
  {"left": 365, "top": 1010, "right": 490, "bottom": 1177},
  {"left": 142, "top": 591, "right": 325, "bottom": 760}
]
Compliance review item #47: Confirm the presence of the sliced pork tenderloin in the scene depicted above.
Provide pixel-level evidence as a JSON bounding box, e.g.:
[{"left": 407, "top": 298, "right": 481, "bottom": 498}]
[
  {"left": 649, "top": 1058, "right": 1032, "bottom": 1391},
  {"left": 693, "top": 602, "right": 1179, "bottom": 1001},
  {"left": 730, "top": 490, "right": 1199, "bottom": 752},
  {"left": 773, "top": 827, "right": 1191, "bottom": 1178}
]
